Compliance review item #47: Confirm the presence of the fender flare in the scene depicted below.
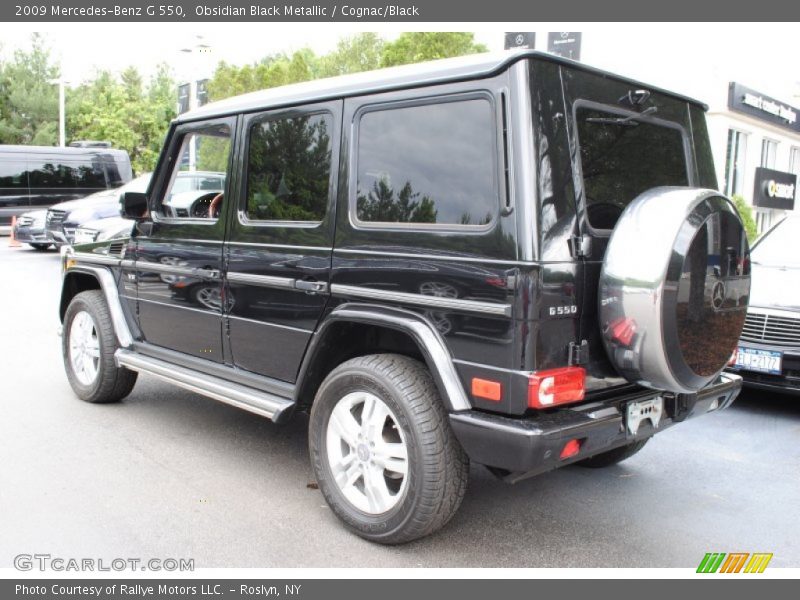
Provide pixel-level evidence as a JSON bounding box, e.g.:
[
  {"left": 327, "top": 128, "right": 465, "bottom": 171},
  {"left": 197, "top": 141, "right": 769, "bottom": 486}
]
[
  {"left": 295, "top": 303, "right": 471, "bottom": 412},
  {"left": 60, "top": 265, "right": 133, "bottom": 349}
]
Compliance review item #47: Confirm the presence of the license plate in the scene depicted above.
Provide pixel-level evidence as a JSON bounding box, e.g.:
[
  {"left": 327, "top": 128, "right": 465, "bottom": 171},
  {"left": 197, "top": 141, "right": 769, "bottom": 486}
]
[
  {"left": 734, "top": 346, "right": 782, "bottom": 375},
  {"left": 626, "top": 396, "right": 663, "bottom": 436}
]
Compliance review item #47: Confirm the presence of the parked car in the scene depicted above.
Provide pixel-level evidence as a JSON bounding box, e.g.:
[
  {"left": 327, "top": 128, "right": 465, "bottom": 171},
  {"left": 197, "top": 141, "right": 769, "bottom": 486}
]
[
  {"left": 0, "top": 144, "right": 132, "bottom": 226},
  {"left": 73, "top": 216, "right": 134, "bottom": 245},
  {"left": 45, "top": 173, "right": 151, "bottom": 246},
  {"left": 58, "top": 50, "right": 748, "bottom": 544},
  {"left": 12, "top": 209, "right": 51, "bottom": 250},
  {"left": 728, "top": 215, "right": 800, "bottom": 393}
]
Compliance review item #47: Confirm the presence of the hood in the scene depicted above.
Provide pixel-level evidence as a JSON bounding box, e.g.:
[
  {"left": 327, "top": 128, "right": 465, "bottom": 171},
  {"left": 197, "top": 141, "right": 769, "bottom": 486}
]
[
  {"left": 748, "top": 262, "right": 800, "bottom": 312},
  {"left": 50, "top": 189, "right": 120, "bottom": 213}
]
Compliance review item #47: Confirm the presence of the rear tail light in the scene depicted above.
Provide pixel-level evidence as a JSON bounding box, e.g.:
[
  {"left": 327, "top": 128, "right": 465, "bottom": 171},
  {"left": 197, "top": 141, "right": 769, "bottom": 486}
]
[{"left": 528, "top": 366, "right": 586, "bottom": 409}]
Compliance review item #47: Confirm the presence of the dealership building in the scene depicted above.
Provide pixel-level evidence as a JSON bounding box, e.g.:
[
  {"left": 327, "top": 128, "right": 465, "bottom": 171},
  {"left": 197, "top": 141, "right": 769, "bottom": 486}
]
[{"left": 706, "top": 83, "right": 799, "bottom": 234}]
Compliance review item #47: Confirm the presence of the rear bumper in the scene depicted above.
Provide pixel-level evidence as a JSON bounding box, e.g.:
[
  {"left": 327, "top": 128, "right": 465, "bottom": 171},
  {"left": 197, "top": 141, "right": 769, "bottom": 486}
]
[{"left": 449, "top": 373, "right": 742, "bottom": 479}]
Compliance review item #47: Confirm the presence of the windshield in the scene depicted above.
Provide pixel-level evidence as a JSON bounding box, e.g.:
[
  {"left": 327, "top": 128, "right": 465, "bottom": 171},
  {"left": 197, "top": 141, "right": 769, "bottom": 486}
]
[
  {"left": 576, "top": 106, "right": 689, "bottom": 230},
  {"left": 752, "top": 217, "right": 800, "bottom": 267}
]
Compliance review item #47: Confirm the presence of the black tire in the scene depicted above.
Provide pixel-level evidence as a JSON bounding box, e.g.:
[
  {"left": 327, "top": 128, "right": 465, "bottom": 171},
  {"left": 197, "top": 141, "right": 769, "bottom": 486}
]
[
  {"left": 30, "top": 243, "right": 51, "bottom": 251},
  {"left": 575, "top": 439, "right": 649, "bottom": 468},
  {"left": 62, "top": 290, "right": 137, "bottom": 404},
  {"left": 309, "top": 353, "right": 469, "bottom": 544}
]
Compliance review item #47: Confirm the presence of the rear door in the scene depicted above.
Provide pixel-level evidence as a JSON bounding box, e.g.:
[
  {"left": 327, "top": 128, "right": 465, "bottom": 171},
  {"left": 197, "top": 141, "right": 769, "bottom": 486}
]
[
  {"left": 224, "top": 101, "right": 341, "bottom": 382},
  {"left": 133, "top": 117, "right": 235, "bottom": 362},
  {"left": 0, "top": 155, "right": 30, "bottom": 225},
  {"left": 559, "top": 67, "right": 697, "bottom": 382}
]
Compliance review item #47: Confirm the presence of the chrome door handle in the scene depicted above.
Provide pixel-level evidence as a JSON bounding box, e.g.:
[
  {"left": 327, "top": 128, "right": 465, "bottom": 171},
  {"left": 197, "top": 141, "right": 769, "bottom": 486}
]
[{"left": 294, "top": 280, "right": 328, "bottom": 294}]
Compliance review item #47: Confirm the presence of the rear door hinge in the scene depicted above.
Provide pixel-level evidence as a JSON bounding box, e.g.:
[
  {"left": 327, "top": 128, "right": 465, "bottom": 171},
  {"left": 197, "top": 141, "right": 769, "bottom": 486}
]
[
  {"left": 569, "top": 340, "right": 589, "bottom": 366},
  {"left": 569, "top": 235, "right": 591, "bottom": 259}
]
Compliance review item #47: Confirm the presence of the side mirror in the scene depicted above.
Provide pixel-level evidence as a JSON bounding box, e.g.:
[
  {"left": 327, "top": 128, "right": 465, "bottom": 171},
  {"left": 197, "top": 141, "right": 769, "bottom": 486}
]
[{"left": 120, "top": 191, "right": 149, "bottom": 220}]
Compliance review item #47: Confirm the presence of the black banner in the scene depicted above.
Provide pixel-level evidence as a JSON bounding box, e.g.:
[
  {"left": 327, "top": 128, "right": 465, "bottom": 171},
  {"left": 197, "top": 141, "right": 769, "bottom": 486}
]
[
  {"left": 1, "top": 579, "right": 796, "bottom": 600},
  {"left": 728, "top": 82, "right": 800, "bottom": 134},
  {"left": 3, "top": 0, "right": 800, "bottom": 21},
  {"left": 753, "top": 166, "right": 797, "bottom": 210}
]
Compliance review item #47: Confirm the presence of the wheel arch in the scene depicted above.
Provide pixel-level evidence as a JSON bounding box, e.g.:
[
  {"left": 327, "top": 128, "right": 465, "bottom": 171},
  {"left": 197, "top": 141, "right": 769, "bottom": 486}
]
[
  {"left": 60, "top": 266, "right": 133, "bottom": 349},
  {"left": 294, "top": 303, "right": 471, "bottom": 413}
]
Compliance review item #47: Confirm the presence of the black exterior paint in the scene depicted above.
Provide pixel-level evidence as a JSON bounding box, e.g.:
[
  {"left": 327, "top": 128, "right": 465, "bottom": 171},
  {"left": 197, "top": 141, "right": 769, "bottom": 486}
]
[{"left": 65, "top": 53, "right": 731, "bottom": 474}]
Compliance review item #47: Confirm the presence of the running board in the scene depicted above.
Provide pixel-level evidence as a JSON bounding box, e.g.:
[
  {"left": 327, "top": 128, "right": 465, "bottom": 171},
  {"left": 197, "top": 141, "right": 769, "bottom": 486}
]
[{"left": 115, "top": 349, "right": 295, "bottom": 423}]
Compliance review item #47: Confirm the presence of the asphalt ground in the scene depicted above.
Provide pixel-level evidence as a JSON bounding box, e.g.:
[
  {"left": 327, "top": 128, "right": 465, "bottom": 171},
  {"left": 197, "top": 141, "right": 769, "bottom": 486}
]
[{"left": 1, "top": 242, "right": 798, "bottom": 568}]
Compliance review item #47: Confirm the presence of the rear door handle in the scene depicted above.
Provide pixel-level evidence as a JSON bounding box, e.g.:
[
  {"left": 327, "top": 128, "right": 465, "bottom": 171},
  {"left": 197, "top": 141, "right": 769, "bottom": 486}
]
[{"left": 294, "top": 279, "right": 328, "bottom": 294}]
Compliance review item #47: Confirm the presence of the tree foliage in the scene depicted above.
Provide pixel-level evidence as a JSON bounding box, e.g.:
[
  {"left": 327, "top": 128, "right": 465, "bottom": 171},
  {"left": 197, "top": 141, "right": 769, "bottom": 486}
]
[
  {"left": 732, "top": 194, "right": 758, "bottom": 243},
  {"left": 0, "top": 33, "right": 60, "bottom": 145},
  {"left": 380, "top": 32, "right": 488, "bottom": 67},
  {"left": 67, "top": 63, "right": 176, "bottom": 174}
]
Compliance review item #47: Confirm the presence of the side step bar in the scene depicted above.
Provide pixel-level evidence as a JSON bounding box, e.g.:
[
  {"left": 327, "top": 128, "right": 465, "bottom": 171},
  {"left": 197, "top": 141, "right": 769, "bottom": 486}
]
[{"left": 115, "top": 349, "right": 295, "bottom": 423}]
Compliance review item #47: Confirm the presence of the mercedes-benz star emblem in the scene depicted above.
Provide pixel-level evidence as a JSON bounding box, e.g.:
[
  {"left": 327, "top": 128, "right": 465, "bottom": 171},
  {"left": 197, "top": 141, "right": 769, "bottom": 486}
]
[{"left": 711, "top": 281, "right": 726, "bottom": 310}]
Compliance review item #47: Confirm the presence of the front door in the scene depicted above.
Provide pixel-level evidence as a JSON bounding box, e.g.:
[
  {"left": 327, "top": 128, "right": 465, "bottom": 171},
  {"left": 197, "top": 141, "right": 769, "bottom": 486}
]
[
  {"left": 133, "top": 118, "right": 235, "bottom": 362},
  {"left": 224, "top": 102, "right": 341, "bottom": 382}
]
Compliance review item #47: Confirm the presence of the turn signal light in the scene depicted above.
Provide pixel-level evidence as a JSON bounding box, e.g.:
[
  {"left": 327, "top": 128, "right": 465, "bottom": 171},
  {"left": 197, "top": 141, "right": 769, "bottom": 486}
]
[
  {"left": 471, "top": 378, "right": 502, "bottom": 402},
  {"left": 528, "top": 366, "right": 586, "bottom": 409}
]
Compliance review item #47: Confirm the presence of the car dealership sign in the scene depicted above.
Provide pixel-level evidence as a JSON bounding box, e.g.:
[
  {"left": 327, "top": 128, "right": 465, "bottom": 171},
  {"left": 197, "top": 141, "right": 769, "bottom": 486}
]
[
  {"left": 729, "top": 82, "right": 800, "bottom": 134},
  {"left": 753, "top": 167, "right": 797, "bottom": 210}
]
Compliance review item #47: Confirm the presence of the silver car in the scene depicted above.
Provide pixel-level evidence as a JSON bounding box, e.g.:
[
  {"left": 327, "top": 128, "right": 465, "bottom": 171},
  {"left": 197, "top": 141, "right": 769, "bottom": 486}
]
[{"left": 728, "top": 215, "right": 800, "bottom": 394}]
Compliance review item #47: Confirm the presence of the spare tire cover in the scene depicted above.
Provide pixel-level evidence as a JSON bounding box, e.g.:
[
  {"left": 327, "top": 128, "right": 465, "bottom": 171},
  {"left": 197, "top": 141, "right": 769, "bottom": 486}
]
[{"left": 599, "top": 187, "right": 750, "bottom": 393}]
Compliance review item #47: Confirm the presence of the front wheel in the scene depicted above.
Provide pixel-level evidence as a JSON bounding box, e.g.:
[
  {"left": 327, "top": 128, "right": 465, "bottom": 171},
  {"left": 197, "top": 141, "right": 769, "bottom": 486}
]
[
  {"left": 62, "top": 290, "right": 137, "bottom": 403},
  {"left": 30, "top": 243, "right": 51, "bottom": 251},
  {"left": 309, "top": 354, "right": 469, "bottom": 544}
]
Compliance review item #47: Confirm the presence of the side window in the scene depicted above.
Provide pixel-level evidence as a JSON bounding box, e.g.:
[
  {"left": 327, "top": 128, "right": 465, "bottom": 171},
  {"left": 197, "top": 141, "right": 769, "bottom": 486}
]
[
  {"left": 354, "top": 98, "right": 499, "bottom": 228},
  {"left": 245, "top": 112, "right": 333, "bottom": 222},
  {"left": 73, "top": 161, "right": 106, "bottom": 188},
  {"left": 161, "top": 124, "right": 230, "bottom": 220},
  {"left": 0, "top": 160, "right": 28, "bottom": 188}
]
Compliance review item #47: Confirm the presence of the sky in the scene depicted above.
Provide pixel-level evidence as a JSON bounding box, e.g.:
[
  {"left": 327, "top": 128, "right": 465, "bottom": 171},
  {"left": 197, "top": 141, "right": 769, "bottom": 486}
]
[{"left": 0, "top": 23, "right": 798, "bottom": 108}]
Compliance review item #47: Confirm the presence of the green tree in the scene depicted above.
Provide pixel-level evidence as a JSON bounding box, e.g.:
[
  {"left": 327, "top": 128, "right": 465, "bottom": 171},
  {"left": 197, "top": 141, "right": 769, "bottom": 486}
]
[
  {"left": 380, "top": 32, "right": 488, "bottom": 68},
  {"left": 67, "top": 65, "right": 176, "bottom": 174},
  {"left": 732, "top": 194, "right": 758, "bottom": 243},
  {"left": 0, "top": 33, "right": 60, "bottom": 145},
  {"left": 318, "top": 33, "right": 384, "bottom": 77}
]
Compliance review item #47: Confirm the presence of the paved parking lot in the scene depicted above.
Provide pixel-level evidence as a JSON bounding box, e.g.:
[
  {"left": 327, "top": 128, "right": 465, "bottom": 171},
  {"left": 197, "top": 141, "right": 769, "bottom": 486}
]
[{"left": 1, "top": 242, "right": 799, "bottom": 568}]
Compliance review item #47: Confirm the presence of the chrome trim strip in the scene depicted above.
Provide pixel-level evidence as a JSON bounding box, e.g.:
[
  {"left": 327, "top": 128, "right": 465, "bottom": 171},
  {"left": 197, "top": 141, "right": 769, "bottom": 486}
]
[
  {"left": 228, "top": 241, "right": 332, "bottom": 252},
  {"left": 323, "top": 305, "right": 472, "bottom": 411},
  {"left": 330, "top": 284, "right": 512, "bottom": 317},
  {"left": 452, "top": 358, "right": 520, "bottom": 374},
  {"left": 135, "top": 261, "right": 203, "bottom": 279},
  {"left": 226, "top": 271, "right": 296, "bottom": 289},
  {"left": 137, "top": 296, "right": 218, "bottom": 316},
  {"left": 226, "top": 313, "right": 312, "bottom": 334},
  {"left": 73, "top": 252, "right": 121, "bottom": 267},
  {"left": 334, "top": 247, "right": 521, "bottom": 266},
  {"left": 65, "top": 266, "right": 133, "bottom": 348},
  {"left": 115, "top": 349, "right": 294, "bottom": 422}
]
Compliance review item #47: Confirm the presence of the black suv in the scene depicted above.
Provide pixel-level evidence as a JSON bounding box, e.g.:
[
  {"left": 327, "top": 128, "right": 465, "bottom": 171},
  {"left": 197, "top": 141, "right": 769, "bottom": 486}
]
[{"left": 58, "top": 50, "right": 750, "bottom": 544}]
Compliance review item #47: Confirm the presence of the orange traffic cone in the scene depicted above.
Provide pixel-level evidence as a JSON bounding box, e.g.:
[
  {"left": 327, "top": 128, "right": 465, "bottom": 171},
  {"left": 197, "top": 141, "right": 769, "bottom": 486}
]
[{"left": 8, "top": 215, "right": 21, "bottom": 247}]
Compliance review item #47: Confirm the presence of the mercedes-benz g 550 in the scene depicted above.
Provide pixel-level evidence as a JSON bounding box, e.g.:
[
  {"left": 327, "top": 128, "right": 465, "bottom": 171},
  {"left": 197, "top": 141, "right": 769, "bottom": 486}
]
[{"left": 58, "top": 50, "right": 750, "bottom": 544}]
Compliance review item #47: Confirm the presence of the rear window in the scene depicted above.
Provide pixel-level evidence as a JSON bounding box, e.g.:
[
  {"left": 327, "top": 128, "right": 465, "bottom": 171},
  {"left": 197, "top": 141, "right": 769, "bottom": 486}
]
[{"left": 576, "top": 106, "right": 689, "bottom": 230}]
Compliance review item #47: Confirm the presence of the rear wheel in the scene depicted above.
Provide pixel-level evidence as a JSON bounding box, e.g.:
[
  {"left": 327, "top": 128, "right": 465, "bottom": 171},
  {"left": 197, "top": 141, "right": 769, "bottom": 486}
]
[
  {"left": 576, "top": 439, "right": 649, "bottom": 468},
  {"left": 309, "top": 354, "right": 468, "bottom": 544},
  {"left": 62, "top": 290, "right": 137, "bottom": 403}
]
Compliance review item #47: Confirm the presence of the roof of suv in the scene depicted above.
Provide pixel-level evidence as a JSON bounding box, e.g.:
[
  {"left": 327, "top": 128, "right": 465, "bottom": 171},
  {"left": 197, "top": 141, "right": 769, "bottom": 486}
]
[{"left": 176, "top": 49, "right": 707, "bottom": 124}]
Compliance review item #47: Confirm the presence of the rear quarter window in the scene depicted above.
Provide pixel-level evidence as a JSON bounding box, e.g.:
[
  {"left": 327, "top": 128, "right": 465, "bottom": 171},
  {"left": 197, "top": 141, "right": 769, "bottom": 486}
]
[{"left": 353, "top": 96, "right": 500, "bottom": 230}]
